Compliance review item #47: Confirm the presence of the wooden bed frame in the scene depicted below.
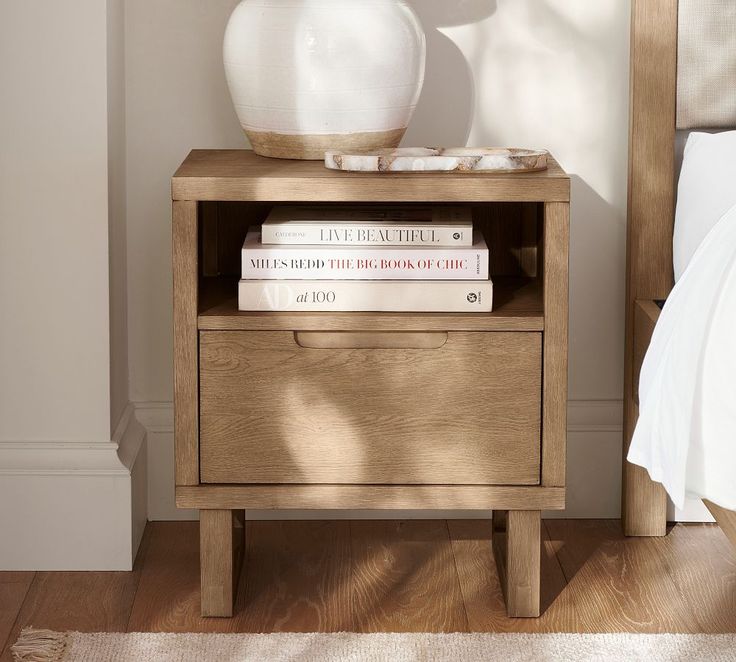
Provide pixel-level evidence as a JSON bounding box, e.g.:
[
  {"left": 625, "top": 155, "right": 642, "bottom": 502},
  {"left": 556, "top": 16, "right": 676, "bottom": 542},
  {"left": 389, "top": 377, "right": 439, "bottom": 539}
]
[{"left": 623, "top": 0, "right": 736, "bottom": 546}]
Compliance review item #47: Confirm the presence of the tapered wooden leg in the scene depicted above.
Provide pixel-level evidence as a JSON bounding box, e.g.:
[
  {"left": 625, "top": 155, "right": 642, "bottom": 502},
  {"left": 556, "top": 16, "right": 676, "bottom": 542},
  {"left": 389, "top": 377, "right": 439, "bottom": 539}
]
[
  {"left": 200, "top": 509, "right": 245, "bottom": 617},
  {"left": 492, "top": 510, "right": 541, "bottom": 617}
]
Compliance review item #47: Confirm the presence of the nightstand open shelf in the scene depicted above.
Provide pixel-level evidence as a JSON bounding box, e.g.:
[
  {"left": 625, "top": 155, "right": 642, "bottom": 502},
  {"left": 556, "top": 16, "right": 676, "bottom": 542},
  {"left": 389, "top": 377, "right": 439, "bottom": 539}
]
[{"left": 172, "top": 150, "right": 569, "bottom": 619}]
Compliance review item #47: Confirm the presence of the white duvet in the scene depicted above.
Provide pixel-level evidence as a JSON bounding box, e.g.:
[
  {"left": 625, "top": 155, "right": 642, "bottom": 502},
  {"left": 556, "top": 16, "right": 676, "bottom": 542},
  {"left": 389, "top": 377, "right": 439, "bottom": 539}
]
[{"left": 628, "top": 202, "right": 736, "bottom": 511}]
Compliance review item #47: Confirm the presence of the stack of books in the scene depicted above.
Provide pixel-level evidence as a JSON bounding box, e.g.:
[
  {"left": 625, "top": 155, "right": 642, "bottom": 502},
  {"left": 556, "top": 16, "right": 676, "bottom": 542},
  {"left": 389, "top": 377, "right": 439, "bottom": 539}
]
[{"left": 238, "top": 206, "right": 493, "bottom": 312}]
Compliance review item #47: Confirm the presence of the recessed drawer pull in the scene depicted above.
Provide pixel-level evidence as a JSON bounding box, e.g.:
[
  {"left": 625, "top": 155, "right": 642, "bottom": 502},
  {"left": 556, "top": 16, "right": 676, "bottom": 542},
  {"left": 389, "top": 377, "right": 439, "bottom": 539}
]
[{"left": 293, "top": 331, "right": 448, "bottom": 350}]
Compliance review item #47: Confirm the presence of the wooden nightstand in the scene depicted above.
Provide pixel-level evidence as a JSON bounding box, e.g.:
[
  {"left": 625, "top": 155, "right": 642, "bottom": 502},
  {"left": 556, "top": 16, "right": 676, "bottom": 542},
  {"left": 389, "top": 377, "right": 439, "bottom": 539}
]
[{"left": 171, "top": 150, "right": 569, "bottom": 618}]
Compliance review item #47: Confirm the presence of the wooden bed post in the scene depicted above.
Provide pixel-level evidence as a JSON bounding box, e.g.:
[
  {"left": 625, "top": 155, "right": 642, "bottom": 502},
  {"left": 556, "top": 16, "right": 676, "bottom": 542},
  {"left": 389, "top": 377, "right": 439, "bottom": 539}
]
[{"left": 622, "top": 0, "right": 679, "bottom": 536}]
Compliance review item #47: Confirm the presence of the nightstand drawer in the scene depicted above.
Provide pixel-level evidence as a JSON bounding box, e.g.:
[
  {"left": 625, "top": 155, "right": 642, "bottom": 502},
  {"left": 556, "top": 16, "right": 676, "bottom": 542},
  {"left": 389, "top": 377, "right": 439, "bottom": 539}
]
[{"left": 199, "top": 330, "right": 541, "bottom": 485}]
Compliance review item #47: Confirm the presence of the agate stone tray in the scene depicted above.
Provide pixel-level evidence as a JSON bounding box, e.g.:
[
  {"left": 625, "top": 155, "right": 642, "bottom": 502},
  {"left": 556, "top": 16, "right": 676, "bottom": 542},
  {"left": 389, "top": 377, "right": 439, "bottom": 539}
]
[{"left": 324, "top": 147, "right": 548, "bottom": 173}]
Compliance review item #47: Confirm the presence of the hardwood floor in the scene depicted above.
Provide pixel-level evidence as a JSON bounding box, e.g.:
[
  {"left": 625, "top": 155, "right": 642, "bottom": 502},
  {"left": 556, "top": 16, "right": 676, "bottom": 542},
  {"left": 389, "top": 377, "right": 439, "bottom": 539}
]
[{"left": 2, "top": 519, "right": 735, "bottom": 658}]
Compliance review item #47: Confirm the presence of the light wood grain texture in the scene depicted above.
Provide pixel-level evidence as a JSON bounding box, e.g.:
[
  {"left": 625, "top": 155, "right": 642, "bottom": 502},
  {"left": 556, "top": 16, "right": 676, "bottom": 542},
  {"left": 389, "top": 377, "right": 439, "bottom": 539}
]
[
  {"left": 4, "top": 520, "right": 735, "bottom": 642},
  {"left": 623, "top": 400, "right": 667, "bottom": 536},
  {"left": 630, "top": 299, "right": 660, "bottom": 536},
  {"left": 541, "top": 202, "right": 569, "bottom": 487},
  {"left": 199, "top": 276, "right": 545, "bottom": 332},
  {"left": 350, "top": 520, "right": 468, "bottom": 632},
  {"left": 127, "top": 522, "right": 246, "bottom": 633},
  {"left": 172, "top": 199, "right": 199, "bottom": 486},
  {"left": 127, "top": 522, "right": 204, "bottom": 632},
  {"left": 0, "top": 573, "right": 34, "bottom": 654},
  {"left": 172, "top": 150, "right": 570, "bottom": 202},
  {"left": 475, "top": 203, "right": 537, "bottom": 276},
  {"left": 176, "top": 485, "right": 566, "bottom": 511},
  {"left": 622, "top": 0, "right": 678, "bottom": 536},
  {"left": 201, "top": 202, "right": 219, "bottom": 277},
  {"left": 448, "top": 520, "right": 568, "bottom": 631},
  {"left": 0, "top": 567, "right": 143, "bottom": 662},
  {"left": 294, "top": 331, "right": 448, "bottom": 350},
  {"left": 659, "top": 522, "right": 736, "bottom": 633},
  {"left": 546, "top": 519, "right": 695, "bottom": 632},
  {"left": 493, "top": 511, "right": 541, "bottom": 617},
  {"left": 704, "top": 500, "right": 736, "bottom": 552},
  {"left": 171, "top": 150, "right": 570, "bottom": 619},
  {"left": 199, "top": 331, "right": 542, "bottom": 486},
  {"left": 241, "top": 521, "right": 353, "bottom": 631},
  {"left": 520, "top": 203, "right": 539, "bottom": 277},
  {"left": 632, "top": 299, "right": 662, "bottom": 404},
  {"left": 200, "top": 510, "right": 245, "bottom": 617}
]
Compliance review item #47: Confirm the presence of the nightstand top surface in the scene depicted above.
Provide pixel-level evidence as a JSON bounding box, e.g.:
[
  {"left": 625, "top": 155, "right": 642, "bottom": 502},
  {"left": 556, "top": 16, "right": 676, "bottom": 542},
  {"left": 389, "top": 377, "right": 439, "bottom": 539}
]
[{"left": 172, "top": 149, "right": 570, "bottom": 202}]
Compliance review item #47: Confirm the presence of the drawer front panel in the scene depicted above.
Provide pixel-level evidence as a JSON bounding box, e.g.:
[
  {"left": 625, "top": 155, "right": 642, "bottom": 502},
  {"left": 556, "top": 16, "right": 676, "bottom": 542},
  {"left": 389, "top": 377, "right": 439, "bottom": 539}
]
[{"left": 199, "top": 331, "right": 541, "bottom": 485}]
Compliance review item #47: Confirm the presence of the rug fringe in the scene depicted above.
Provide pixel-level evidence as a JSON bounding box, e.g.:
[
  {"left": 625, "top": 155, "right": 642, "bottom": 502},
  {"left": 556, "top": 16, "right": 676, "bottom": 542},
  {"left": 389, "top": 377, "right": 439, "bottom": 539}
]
[{"left": 11, "top": 628, "right": 68, "bottom": 662}]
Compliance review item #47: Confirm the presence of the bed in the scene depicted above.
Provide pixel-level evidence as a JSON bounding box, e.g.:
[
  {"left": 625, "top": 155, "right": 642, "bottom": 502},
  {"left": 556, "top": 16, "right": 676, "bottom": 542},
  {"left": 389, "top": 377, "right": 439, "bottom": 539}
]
[{"left": 623, "top": 0, "right": 736, "bottom": 547}]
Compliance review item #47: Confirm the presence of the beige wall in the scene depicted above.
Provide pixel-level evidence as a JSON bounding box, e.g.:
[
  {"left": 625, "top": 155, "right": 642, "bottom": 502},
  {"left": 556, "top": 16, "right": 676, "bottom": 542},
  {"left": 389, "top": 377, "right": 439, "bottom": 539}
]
[
  {"left": 125, "top": 0, "right": 243, "bottom": 402},
  {"left": 0, "top": 1, "right": 112, "bottom": 441},
  {"left": 0, "top": 1, "right": 147, "bottom": 569},
  {"left": 108, "top": 0, "right": 129, "bottom": 430},
  {"left": 125, "top": 0, "right": 629, "bottom": 407}
]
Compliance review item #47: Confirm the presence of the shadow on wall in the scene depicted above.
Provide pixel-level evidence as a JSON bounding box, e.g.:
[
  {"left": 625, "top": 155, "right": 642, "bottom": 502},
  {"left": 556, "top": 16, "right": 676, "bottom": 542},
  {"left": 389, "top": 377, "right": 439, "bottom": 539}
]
[
  {"left": 404, "top": 1, "right": 497, "bottom": 147},
  {"left": 567, "top": 174, "right": 626, "bottom": 395}
]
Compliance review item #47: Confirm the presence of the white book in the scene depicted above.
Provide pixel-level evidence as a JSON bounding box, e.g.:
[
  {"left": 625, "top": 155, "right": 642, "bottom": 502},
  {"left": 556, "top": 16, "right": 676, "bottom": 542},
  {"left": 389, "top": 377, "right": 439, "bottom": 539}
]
[
  {"left": 261, "top": 206, "right": 473, "bottom": 246},
  {"left": 242, "top": 230, "right": 489, "bottom": 280},
  {"left": 238, "top": 279, "right": 493, "bottom": 312}
]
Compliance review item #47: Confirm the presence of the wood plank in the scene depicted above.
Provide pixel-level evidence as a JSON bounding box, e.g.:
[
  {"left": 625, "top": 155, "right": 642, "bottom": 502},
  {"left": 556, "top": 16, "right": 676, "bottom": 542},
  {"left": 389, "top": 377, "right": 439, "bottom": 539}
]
[
  {"left": 1, "top": 524, "right": 152, "bottom": 657},
  {"left": 176, "top": 485, "right": 566, "bottom": 511},
  {"left": 127, "top": 522, "right": 243, "bottom": 632},
  {"left": 704, "top": 501, "right": 736, "bottom": 552},
  {"left": 492, "top": 511, "right": 541, "bottom": 617},
  {"left": 240, "top": 521, "right": 353, "bottom": 632},
  {"left": 448, "top": 519, "right": 568, "bottom": 632},
  {"left": 172, "top": 199, "right": 199, "bottom": 485},
  {"left": 172, "top": 150, "right": 571, "bottom": 203},
  {"left": 198, "top": 276, "right": 545, "bottom": 332},
  {"left": 0, "top": 573, "right": 34, "bottom": 655},
  {"left": 3, "top": 521, "right": 735, "bottom": 638},
  {"left": 541, "top": 202, "right": 569, "bottom": 487},
  {"left": 632, "top": 299, "right": 662, "bottom": 403},
  {"left": 199, "top": 331, "right": 541, "bottom": 486},
  {"left": 546, "top": 519, "right": 696, "bottom": 632},
  {"left": 661, "top": 523, "right": 736, "bottom": 633},
  {"left": 200, "top": 510, "right": 245, "bottom": 618},
  {"left": 622, "top": 0, "right": 678, "bottom": 536},
  {"left": 623, "top": 400, "right": 667, "bottom": 536},
  {"left": 350, "top": 520, "right": 468, "bottom": 632},
  {"left": 0, "top": 566, "right": 143, "bottom": 661},
  {"left": 507, "top": 511, "right": 541, "bottom": 617}
]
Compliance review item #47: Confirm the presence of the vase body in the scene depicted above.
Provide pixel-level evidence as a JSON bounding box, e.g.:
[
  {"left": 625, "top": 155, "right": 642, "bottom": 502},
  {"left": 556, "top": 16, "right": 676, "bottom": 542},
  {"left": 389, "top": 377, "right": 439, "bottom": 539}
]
[{"left": 223, "top": 0, "right": 426, "bottom": 160}]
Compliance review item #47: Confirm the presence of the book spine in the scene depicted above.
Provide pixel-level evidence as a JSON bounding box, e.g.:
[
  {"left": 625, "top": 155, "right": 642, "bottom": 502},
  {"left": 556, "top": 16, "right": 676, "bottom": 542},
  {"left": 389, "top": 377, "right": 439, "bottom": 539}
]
[
  {"left": 241, "top": 246, "right": 488, "bottom": 280},
  {"left": 238, "top": 280, "right": 493, "bottom": 312},
  {"left": 261, "top": 223, "right": 473, "bottom": 246}
]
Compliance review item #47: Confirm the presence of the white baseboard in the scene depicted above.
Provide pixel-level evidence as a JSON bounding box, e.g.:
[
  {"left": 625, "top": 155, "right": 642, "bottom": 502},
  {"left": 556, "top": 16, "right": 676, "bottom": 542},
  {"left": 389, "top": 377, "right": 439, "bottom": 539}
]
[
  {"left": 668, "top": 497, "right": 715, "bottom": 522},
  {"left": 0, "top": 404, "right": 147, "bottom": 570},
  {"left": 137, "top": 398, "right": 633, "bottom": 521}
]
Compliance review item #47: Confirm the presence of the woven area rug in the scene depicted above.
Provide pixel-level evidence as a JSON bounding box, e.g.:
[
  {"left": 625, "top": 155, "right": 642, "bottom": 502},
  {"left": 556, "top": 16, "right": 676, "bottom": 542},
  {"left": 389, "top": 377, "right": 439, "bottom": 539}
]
[{"left": 11, "top": 628, "right": 736, "bottom": 662}]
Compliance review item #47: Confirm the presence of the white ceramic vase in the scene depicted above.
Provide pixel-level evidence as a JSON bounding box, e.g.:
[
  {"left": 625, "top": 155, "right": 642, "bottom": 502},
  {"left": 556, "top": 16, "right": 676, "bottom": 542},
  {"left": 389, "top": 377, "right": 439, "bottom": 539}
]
[{"left": 223, "top": 0, "right": 426, "bottom": 160}]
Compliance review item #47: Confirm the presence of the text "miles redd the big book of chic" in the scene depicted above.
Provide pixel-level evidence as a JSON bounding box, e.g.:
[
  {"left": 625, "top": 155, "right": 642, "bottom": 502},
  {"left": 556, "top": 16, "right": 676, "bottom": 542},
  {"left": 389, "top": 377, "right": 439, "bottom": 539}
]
[{"left": 241, "top": 230, "right": 489, "bottom": 280}]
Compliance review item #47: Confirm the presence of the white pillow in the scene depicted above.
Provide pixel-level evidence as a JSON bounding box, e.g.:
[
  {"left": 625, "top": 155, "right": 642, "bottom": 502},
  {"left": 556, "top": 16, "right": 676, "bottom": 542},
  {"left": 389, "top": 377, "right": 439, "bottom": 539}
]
[{"left": 674, "top": 130, "right": 736, "bottom": 280}]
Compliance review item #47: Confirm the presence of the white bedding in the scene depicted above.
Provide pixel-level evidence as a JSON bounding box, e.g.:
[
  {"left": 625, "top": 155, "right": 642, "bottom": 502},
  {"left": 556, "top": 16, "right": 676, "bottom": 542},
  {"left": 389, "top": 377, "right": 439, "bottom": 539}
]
[{"left": 627, "top": 202, "right": 736, "bottom": 510}]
